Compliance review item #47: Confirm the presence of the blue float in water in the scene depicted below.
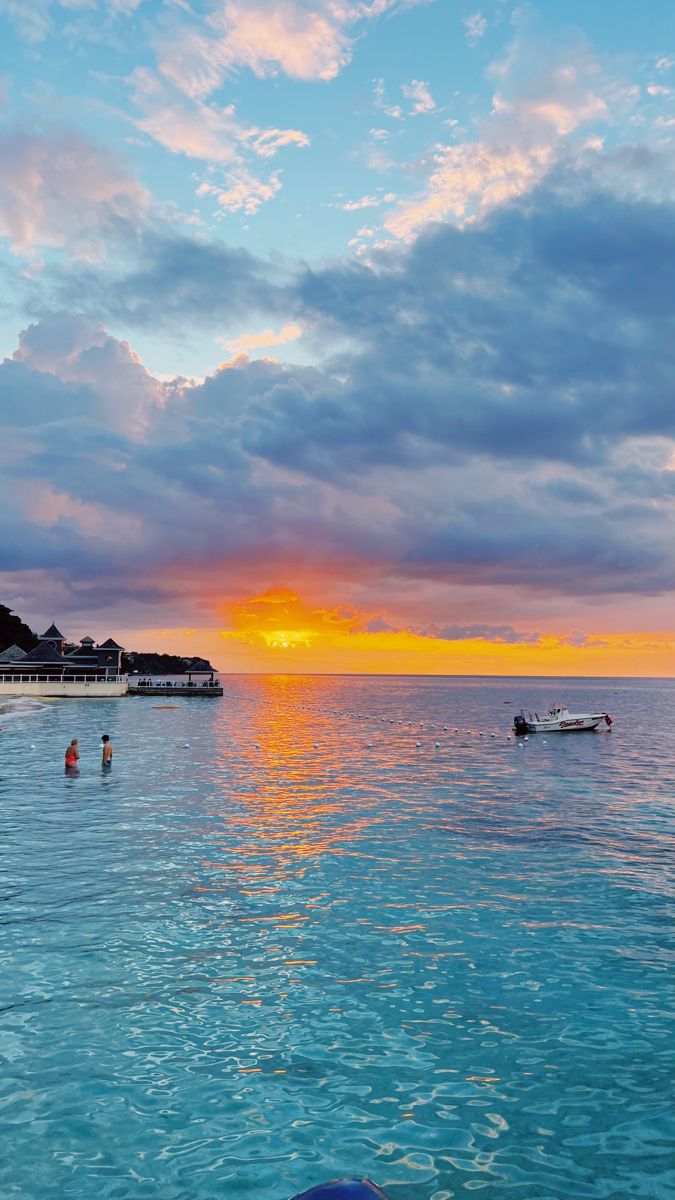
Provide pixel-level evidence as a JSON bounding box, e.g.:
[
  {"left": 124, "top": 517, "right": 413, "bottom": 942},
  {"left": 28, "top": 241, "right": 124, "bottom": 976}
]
[{"left": 290, "top": 1181, "right": 390, "bottom": 1200}]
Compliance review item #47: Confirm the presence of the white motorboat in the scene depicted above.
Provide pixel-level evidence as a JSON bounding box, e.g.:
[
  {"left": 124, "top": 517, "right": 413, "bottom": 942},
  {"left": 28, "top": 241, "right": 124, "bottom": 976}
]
[{"left": 514, "top": 703, "right": 613, "bottom": 734}]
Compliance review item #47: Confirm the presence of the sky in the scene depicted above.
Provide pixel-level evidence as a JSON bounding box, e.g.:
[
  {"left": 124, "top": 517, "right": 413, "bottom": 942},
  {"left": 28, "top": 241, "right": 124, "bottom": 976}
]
[{"left": 1, "top": 0, "right": 675, "bottom": 675}]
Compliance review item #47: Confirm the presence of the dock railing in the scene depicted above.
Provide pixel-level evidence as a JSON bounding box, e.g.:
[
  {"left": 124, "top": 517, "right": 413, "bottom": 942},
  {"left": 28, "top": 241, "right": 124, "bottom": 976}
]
[{"left": 0, "top": 674, "right": 128, "bottom": 685}]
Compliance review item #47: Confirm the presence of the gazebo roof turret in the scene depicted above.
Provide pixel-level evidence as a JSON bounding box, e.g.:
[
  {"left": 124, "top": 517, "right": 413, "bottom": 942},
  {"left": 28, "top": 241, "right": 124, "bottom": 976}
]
[{"left": 40, "top": 622, "right": 65, "bottom": 640}]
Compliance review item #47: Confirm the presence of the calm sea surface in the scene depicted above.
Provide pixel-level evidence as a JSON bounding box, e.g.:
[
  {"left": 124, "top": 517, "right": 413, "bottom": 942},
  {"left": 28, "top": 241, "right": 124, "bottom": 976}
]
[{"left": 1, "top": 676, "right": 674, "bottom": 1200}]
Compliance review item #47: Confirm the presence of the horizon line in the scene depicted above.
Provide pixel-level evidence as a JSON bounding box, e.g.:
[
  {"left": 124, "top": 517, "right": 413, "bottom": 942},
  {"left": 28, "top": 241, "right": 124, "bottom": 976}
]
[{"left": 210, "top": 670, "right": 675, "bottom": 681}]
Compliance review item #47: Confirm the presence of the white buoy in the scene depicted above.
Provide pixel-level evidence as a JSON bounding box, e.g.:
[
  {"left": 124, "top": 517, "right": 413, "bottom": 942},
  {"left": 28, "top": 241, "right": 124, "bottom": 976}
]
[
  {"left": 184, "top": 742, "right": 190, "bottom": 747},
  {"left": 313, "top": 743, "right": 318, "bottom": 749},
  {"left": 478, "top": 732, "right": 483, "bottom": 736},
  {"left": 435, "top": 741, "right": 440, "bottom": 748},
  {"left": 490, "top": 733, "right": 496, "bottom": 738},
  {"left": 415, "top": 741, "right": 421, "bottom": 748},
  {"left": 255, "top": 743, "right": 260, "bottom": 749},
  {"left": 366, "top": 743, "right": 372, "bottom": 748},
  {"left": 524, "top": 736, "right": 529, "bottom": 742},
  {"left": 507, "top": 735, "right": 512, "bottom": 740}
]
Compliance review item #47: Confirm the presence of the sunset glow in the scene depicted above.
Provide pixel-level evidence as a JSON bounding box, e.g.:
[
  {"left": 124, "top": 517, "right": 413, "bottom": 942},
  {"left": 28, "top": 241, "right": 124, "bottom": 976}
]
[{"left": 100, "top": 588, "right": 675, "bottom": 677}]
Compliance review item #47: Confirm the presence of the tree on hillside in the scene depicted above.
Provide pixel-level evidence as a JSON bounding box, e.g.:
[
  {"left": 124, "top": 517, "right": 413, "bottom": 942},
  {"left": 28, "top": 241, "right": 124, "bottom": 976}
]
[
  {"left": 0, "top": 605, "right": 38, "bottom": 653},
  {"left": 122, "top": 652, "right": 215, "bottom": 675}
]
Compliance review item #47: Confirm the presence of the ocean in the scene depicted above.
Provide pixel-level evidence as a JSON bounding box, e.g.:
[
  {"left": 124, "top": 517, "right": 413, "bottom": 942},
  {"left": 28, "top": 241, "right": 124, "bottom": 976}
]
[{"left": 1, "top": 675, "right": 674, "bottom": 1200}]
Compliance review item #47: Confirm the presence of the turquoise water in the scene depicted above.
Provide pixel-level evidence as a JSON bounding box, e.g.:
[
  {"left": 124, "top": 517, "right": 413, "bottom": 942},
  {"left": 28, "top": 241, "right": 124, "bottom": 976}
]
[{"left": 1, "top": 676, "right": 674, "bottom": 1200}]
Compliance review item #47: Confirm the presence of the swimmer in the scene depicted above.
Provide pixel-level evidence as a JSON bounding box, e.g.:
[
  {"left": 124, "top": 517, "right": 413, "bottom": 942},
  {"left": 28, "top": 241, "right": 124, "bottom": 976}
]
[
  {"left": 101, "top": 734, "right": 113, "bottom": 766},
  {"left": 65, "top": 739, "right": 79, "bottom": 769}
]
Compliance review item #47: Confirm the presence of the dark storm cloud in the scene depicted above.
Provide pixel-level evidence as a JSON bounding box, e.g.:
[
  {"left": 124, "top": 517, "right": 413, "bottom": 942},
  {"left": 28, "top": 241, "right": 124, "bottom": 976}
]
[
  {"left": 1, "top": 358, "right": 97, "bottom": 426},
  {"left": 46, "top": 227, "right": 289, "bottom": 328},
  {"left": 275, "top": 188, "right": 675, "bottom": 475},
  {"left": 430, "top": 624, "right": 540, "bottom": 644},
  {"left": 397, "top": 495, "right": 671, "bottom": 595}
]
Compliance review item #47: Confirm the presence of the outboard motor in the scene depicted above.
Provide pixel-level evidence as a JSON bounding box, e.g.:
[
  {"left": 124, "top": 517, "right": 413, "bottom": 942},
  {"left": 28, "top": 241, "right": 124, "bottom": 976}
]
[{"left": 513, "top": 711, "right": 528, "bottom": 736}]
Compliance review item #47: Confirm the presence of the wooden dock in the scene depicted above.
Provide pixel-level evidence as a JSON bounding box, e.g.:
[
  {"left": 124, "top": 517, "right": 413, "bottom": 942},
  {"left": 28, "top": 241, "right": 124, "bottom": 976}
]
[{"left": 128, "top": 684, "right": 223, "bottom": 697}]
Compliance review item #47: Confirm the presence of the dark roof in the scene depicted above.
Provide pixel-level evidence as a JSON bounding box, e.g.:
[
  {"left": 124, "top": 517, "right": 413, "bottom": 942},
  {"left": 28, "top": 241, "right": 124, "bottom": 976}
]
[
  {"left": 99, "top": 637, "right": 124, "bottom": 650},
  {"left": 40, "top": 622, "right": 65, "bottom": 640},
  {"left": 23, "top": 641, "right": 65, "bottom": 663},
  {"left": 0, "top": 643, "right": 27, "bottom": 662},
  {"left": 80, "top": 635, "right": 95, "bottom": 645}
]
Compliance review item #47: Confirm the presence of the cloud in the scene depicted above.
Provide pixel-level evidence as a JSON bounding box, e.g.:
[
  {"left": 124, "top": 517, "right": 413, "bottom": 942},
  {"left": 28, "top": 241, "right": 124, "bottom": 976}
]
[
  {"left": 8, "top": 134, "right": 675, "bottom": 620},
  {"left": 556, "top": 629, "right": 608, "bottom": 647},
  {"left": 402, "top": 79, "right": 436, "bottom": 115},
  {"left": 47, "top": 227, "right": 289, "bottom": 327},
  {"left": 127, "top": 66, "right": 308, "bottom": 214},
  {"left": 221, "top": 323, "right": 302, "bottom": 353},
  {"left": 0, "top": 0, "right": 140, "bottom": 43},
  {"left": 197, "top": 169, "right": 282, "bottom": 214},
  {"left": 130, "top": 67, "right": 310, "bottom": 165},
  {"left": 463, "top": 12, "right": 487, "bottom": 44},
  {"left": 7, "top": 312, "right": 162, "bottom": 434},
  {"left": 0, "top": 126, "right": 148, "bottom": 257},
  {"left": 427, "top": 623, "right": 539, "bottom": 644},
  {"left": 130, "top": 68, "right": 247, "bottom": 163},
  {"left": 246, "top": 126, "right": 311, "bottom": 157},
  {"left": 385, "top": 33, "right": 614, "bottom": 239},
  {"left": 373, "top": 77, "right": 403, "bottom": 119},
  {"left": 157, "top": 1, "right": 416, "bottom": 96},
  {"left": 341, "top": 192, "right": 395, "bottom": 210}
]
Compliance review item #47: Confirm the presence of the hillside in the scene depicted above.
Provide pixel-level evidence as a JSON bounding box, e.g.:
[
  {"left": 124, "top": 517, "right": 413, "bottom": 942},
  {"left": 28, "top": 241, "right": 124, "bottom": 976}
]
[
  {"left": 0, "top": 605, "right": 38, "bottom": 653},
  {"left": 1, "top": 606, "right": 213, "bottom": 672},
  {"left": 122, "top": 651, "right": 215, "bottom": 675}
]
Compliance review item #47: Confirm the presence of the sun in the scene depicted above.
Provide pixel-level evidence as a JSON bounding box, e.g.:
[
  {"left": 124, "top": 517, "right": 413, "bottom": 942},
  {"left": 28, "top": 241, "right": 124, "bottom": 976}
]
[{"left": 263, "top": 630, "right": 313, "bottom": 650}]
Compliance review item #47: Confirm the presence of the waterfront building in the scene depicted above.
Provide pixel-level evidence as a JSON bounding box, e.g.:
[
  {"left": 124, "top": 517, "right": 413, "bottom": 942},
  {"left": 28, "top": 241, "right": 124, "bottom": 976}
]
[{"left": 0, "top": 623, "right": 127, "bottom": 697}]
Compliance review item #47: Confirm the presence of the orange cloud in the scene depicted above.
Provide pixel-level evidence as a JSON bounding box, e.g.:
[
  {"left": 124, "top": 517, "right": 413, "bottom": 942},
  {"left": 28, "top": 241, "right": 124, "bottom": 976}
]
[
  {"left": 201, "top": 587, "right": 675, "bottom": 676},
  {"left": 221, "top": 323, "right": 302, "bottom": 354},
  {"left": 219, "top": 587, "right": 364, "bottom": 649}
]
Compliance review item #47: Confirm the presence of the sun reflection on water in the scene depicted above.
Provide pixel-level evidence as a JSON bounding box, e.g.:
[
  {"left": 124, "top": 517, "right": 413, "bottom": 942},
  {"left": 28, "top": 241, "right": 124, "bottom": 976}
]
[{"left": 201, "top": 675, "right": 386, "bottom": 898}]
